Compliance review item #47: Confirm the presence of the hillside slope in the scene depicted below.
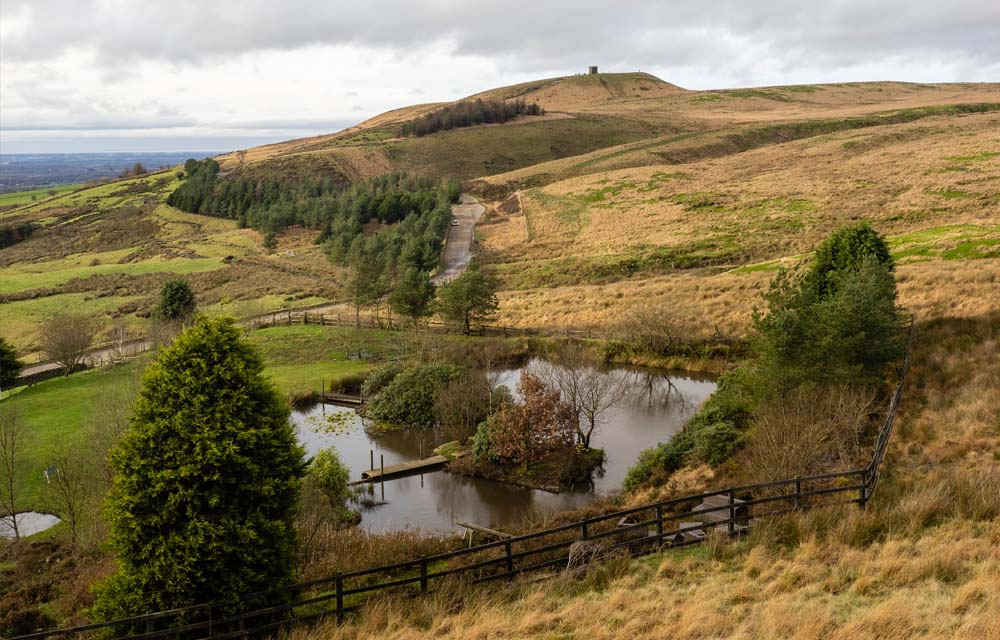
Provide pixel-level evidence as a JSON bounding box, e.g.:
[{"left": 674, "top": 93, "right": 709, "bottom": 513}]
[
  {"left": 2, "top": 74, "right": 998, "bottom": 354},
  {"left": 475, "top": 104, "right": 1000, "bottom": 334},
  {"left": 0, "top": 173, "right": 340, "bottom": 355}
]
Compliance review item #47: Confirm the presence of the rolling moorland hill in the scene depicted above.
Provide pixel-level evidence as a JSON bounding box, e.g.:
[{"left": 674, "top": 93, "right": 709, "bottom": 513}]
[
  {"left": 2, "top": 72, "right": 998, "bottom": 358},
  {"left": 2, "top": 71, "right": 1000, "bottom": 639}
]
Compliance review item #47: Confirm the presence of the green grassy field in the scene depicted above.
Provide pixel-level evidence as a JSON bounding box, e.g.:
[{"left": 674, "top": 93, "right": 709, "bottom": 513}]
[
  {"left": 1, "top": 324, "right": 397, "bottom": 511},
  {"left": 249, "top": 324, "right": 394, "bottom": 397},
  {"left": 0, "top": 257, "right": 224, "bottom": 295},
  {"left": 3, "top": 363, "right": 142, "bottom": 508},
  {"left": 0, "top": 183, "right": 83, "bottom": 208}
]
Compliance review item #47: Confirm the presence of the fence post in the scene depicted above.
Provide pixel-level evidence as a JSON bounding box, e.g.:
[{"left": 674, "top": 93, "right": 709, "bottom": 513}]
[
  {"left": 580, "top": 521, "right": 588, "bottom": 539},
  {"left": 794, "top": 477, "right": 802, "bottom": 509},
  {"left": 420, "top": 559, "right": 428, "bottom": 592},
  {"left": 504, "top": 540, "right": 514, "bottom": 580},
  {"left": 336, "top": 572, "right": 344, "bottom": 622},
  {"left": 727, "top": 488, "right": 736, "bottom": 536},
  {"left": 655, "top": 505, "right": 664, "bottom": 544},
  {"left": 288, "top": 310, "right": 292, "bottom": 324},
  {"left": 858, "top": 469, "right": 868, "bottom": 508}
]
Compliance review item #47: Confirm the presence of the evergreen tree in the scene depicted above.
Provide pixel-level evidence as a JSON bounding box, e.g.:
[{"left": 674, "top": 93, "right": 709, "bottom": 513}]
[
  {"left": 345, "top": 248, "right": 382, "bottom": 328},
  {"left": 435, "top": 264, "right": 499, "bottom": 332},
  {"left": 157, "top": 279, "right": 196, "bottom": 321},
  {"left": 389, "top": 268, "right": 436, "bottom": 326},
  {"left": 0, "top": 337, "right": 23, "bottom": 391},
  {"left": 95, "top": 317, "right": 306, "bottom": 627},
  {"left": 804, "top": 221, "right": 893, "bottom": 299}
]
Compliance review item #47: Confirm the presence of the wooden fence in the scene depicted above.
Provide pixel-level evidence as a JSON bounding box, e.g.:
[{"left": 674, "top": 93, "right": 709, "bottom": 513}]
[
  {"left": 247, "top": 307, "right": 739, "bottom": 347},
  {"left": 13, "top": 324, "right": 914, "bottom": 640}
]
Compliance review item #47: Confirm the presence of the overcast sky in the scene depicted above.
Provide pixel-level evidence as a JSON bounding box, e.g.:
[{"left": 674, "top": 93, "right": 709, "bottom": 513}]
[{"left": 2, "top": 0, "right": 998, "bottom": 153}]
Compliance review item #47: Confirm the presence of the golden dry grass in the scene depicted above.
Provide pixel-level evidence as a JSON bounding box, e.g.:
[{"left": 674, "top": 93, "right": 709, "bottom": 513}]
[
  {"left": 284, "top": 315, "right": 1000, "bottom": 640},
  {"left": 481, "top": 109, "right": 1000, "bottom": 333},
  {"left": 287, "top": 516, "right": 1000, "bottom": 640}
]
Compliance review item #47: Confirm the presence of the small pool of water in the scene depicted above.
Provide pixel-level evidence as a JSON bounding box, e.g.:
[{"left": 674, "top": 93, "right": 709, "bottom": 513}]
[
  {"left": 0, "top": 512, "right": 61, "bottom": 538},
  {"left": 291, "top": 361, "right": 715, "bottom": 535}
]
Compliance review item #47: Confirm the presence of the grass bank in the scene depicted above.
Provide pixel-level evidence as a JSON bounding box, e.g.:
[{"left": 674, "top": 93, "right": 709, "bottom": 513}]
[{"left": 1, "top": 325, "right": 404, "bottom": 511}]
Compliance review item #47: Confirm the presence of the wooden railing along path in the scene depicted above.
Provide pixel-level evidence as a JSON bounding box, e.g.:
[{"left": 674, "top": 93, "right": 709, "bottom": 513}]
[{"left": 13, "top": 325, "right": 914, "bottom": 640}]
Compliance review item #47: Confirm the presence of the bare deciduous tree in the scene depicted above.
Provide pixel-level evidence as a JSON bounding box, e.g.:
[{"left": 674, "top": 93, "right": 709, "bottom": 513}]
[
  {"left": 620, "top": 305, "right": 690, "bottom": 355},
  {"left": 469, "top": 340, "right": 512, "bottom": 413},
  {"left": 105, "top": 320, "right": 135, "bottom": 363},
  {"left": 39, "top": 313, "right": 98, "bottom": 375},
  {"left": 433, "top": 370, "right": 491, "bottom": 440},
  {"left": 535, "top": 343, "right": 626, "bottom": 450},
  {"left": 0, "top": 406, "right": 26, "bottom": 539},
  {"left": 740, "top": 385, "right": 879, "bottom": 485},
  {"left": 44, "top": 442, "right": 90, "bottom": 544}
]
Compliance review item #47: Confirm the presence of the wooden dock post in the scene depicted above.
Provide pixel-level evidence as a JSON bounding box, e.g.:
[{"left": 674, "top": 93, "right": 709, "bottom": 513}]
[{"left": 370, "top": 450, "right": 374, "bottom": 471}]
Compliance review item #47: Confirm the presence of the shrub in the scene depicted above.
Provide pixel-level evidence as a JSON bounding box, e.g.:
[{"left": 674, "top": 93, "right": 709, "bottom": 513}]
[
  {"left": 804, "top": 221, "right": 893, "bottom": 299},
  {"left": 360, "top": 363, "right": 403, "bottom": 397},
  {"left": 365, "top": 364, "right": 462, "bottom": 427},
  {"left": 156, "top": 279, "right": 196, "bottom": 321},
  {"left": 473, "top": 420, "right": 493, "bottom": 463},
  {"left": 477, "top": 372, "right": 577, "bottom": 466},
  {"left": 0, "top": 222, "right": 37, "bottom": 249},
  {"left": 312, "top": 448, "right": 352, "bottom": 518}
]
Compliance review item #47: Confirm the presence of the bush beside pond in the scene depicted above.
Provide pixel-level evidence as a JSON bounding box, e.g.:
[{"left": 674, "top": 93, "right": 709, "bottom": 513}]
[
  {"left": 364, "top": 364, "right": 462, "bottom": 428},
  {"left": 625, "top": 222, "right": 905, "bottom": 491}
]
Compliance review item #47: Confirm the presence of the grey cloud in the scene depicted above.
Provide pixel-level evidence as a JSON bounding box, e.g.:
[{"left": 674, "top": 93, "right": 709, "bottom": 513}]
[{"left": 3, "top": 0, "right": 999, "bottom": 80}]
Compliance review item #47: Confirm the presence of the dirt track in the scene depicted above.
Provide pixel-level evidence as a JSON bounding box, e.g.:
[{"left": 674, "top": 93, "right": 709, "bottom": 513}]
[{"left": 432, "top": 194, "right": 485, "bottom": 284}]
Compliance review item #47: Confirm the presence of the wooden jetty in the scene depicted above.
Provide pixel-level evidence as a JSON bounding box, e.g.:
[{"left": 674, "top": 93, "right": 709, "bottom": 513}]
[
  {"left": 322, "top": 391, "right": 363, "bottom": 406},
  {"left": 453, "top": 520, "right": 510, "bottom": 546},
  {"left": 358, "top": 449, "right": 471, "bottom": 482}
]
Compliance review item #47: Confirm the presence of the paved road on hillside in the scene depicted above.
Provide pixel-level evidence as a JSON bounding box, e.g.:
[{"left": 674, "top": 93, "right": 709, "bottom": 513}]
[
  {"left": 432, "top": 194, "right": 486, "bottom": 284},
  {"left": 15, "top": 195, "right": 486, "bottom": 383}
]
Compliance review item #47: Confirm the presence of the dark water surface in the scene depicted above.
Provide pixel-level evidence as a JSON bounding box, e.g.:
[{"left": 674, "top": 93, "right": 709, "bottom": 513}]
[{"left": 291, "top": 361, "right": 716, "bottom": 535}]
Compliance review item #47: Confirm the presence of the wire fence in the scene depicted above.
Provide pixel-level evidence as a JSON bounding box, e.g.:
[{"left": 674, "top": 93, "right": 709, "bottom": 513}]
[{"left": 13, "top": 324, "right": 914, "bottom": 640}]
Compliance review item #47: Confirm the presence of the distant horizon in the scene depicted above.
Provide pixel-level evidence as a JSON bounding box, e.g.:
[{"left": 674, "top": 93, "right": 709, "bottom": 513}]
[
  {"left": 0, "top": 133, "right": 314, "bottom": 155},
  {"left": 1, "top": 150, "right": 225, "bottom": 157}
]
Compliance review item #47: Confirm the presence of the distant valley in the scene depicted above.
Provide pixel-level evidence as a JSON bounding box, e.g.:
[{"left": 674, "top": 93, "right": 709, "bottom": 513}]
[{"left": 0, "top": 152, "right": 220, "bottom": 193}]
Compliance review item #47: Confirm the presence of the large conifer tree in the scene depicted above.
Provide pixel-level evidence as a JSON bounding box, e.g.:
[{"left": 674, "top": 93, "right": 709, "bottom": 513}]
[{"left": 96, "top": 316, "right": 305, "bottom": 625}]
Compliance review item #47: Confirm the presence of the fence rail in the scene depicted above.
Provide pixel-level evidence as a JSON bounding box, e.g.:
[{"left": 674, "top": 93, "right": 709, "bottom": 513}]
[
  {"left": 13, "top": 324, "right": 913, "bottom": 640},
  {"left": 246, "top": 307, "right": 741, "bottom": 349}
]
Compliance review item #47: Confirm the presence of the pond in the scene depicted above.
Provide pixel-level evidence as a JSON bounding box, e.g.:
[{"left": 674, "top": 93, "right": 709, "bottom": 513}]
[
  {"left": 291, "top": 360, "right": 716, "bottom": 535},
  {"left": 0, "top": 512, "right": 61, "bottom": 539}
]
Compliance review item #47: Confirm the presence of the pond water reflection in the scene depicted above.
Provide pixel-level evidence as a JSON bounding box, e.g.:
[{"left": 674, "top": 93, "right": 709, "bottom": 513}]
[{"left": 291, "top": 361, "right": 715, "bottom": 535}]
